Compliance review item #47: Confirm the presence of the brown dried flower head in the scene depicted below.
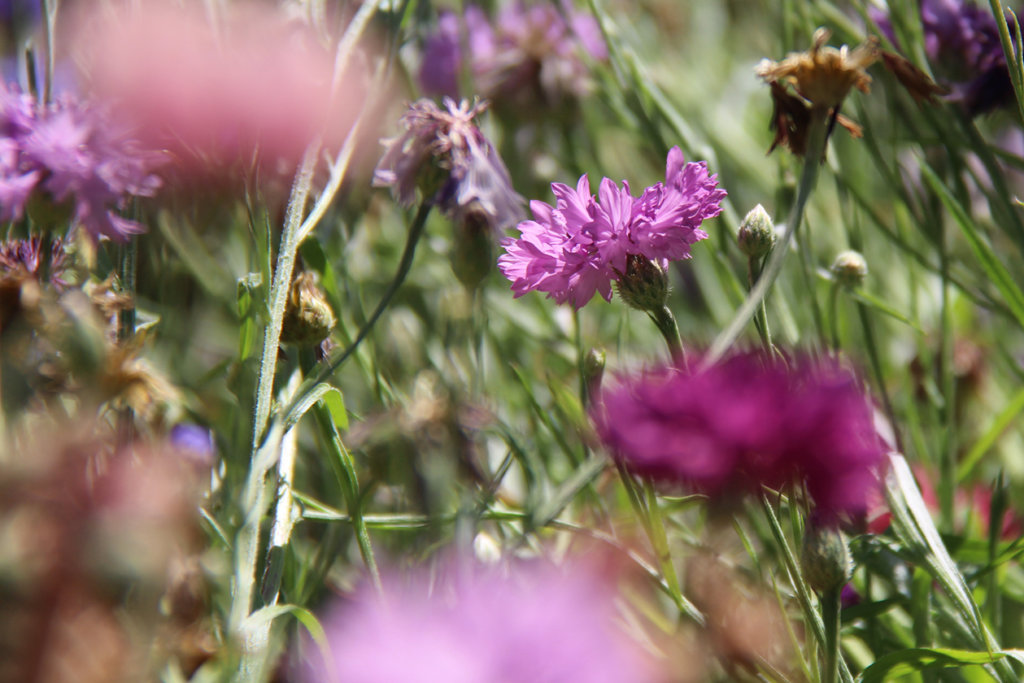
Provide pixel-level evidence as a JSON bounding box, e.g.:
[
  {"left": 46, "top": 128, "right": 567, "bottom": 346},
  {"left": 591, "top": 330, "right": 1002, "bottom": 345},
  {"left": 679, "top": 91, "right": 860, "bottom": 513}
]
[{"left": 757, "top": 28, "right": 879, "bottom": 110}]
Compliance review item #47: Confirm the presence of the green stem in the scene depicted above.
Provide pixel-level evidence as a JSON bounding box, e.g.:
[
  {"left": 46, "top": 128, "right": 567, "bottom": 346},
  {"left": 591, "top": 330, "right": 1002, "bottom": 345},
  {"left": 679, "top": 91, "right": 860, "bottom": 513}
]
[
  {"left": 760, "top": 493, "right": 854, "bottom": 683},
  {"left": 250, "top": 146, "right": 319, "bottom": 455},
  {"left": 828, "top": 282, "right": 841, "bottom": 352},
  {"left": 116, "top": 236, "right": 137, "bottom": 447},
  {"left": 39, "top": 0, "right": 55, "bottom": 104},
  {"left": 232, "top": 145, "right": 318, "bottom": 639},
  {"left": 288, "top": 203, "right": 432, "bottom": 414},
  {"left": 855, "top": 301, "right": 904, "bottom": 454},
  {"left": 647, "top": 304, "right": 685, "bottom": 367},
  {"left": 823, "top": 586, "right": 842, "bottom": 683},
  {"left": 705, "top": 106, "right": 830, "bottom": 366},
  {"left": 748, "top": 255, "right": 776, "bottom": 354},
  {"left": 642, "top": 479, "right": 692, "bottom": 619},
  {"left": 989, "top": 0, "right": 1024, "bottom": 127}
]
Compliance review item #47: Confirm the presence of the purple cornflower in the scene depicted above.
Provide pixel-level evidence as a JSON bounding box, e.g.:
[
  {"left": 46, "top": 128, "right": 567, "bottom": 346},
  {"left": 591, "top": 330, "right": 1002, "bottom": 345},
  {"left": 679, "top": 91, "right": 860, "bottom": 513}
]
[
  {"left": 419, "top": 2, "right": 607, "bottom": 110},
  {"left": 301, "top": 561, "right": 657, "bottom": 683},
  {"left": 498, "top": 146, "right": 724, "bottom": 309},
  {"left": 0, "top": 83, "right": 163, "bottom": 241},
  {"left": 592, "top": 352, "right": 885, "bottom": 520},
  {"left": 374, "top": 97, "right": 524, "bottom": 231},
  {"left": 872, "top": 0, "right": 1016, "bottom": 114}
]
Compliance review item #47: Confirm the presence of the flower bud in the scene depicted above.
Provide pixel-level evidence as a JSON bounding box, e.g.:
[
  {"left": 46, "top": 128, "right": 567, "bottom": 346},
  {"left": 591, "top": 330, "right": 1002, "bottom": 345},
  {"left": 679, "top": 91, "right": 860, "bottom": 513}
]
[
  {"left": 737, "top": 204, "right": 776, "bottom": 259},
  {"left": 450, "top": 203, "right": 495, "bottom": 290},
  {"left": 831, "top": 250, "right": 867, "bottom": 289},
  {"left": 281, "top": 271, "right": 336, "bottom": 346},
  {"left": 615, "top": 254, "right": 668, "bottom": 313},
  {"left": 584, "top": 348, "right": 606, "bottom": 399},
  {"left": 800, "top": 522, "right": 851, "bottom": 594}
]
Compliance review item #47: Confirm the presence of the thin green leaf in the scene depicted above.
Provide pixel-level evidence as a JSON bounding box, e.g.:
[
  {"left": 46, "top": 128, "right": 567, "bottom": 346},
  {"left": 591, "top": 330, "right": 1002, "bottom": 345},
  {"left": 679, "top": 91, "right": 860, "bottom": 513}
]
[
  {"left": 318, "top": 387, "right": 348, "bottom": 432},
  {"left": 918, "top": 158, "right": 1024, "bottom": 330},
  {"left": 957, "top": 385, "right": 1024, "bottom": 482},
  {"left": 861, "top": 647, "right": 1007, "bottom": 683}
]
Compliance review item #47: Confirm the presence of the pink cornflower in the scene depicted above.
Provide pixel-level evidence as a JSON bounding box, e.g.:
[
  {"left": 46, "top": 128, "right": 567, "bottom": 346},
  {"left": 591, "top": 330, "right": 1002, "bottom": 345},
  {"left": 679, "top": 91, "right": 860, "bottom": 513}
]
[
  {"left": 498, "top": 147, "right": 724, "bottom": 308},
  {"left": 300, "top": 561, "right": 658, "bottom": 683},
  {"left": 592, "top": 352, "right": 885, "bottom": 520}
]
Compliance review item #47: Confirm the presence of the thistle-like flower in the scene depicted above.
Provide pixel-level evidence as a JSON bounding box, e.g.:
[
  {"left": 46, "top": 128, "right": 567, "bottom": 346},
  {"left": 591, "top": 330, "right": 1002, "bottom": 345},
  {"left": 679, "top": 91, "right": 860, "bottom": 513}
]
[
  {"left": 374, "top": 98, "right": 524, "bottom": 232},
  {"left": 1, "top": 84, "right": 163, "bottom": 241}
]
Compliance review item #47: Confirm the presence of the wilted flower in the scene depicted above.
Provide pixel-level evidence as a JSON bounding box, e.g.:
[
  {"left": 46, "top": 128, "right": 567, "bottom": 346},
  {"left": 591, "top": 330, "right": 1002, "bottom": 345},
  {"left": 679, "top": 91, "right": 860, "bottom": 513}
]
[
  {"left": 419, "top": 2, "right": 607, "bottom": 112},
  {"left": 592, "top": 351, "right": 885, "bottom": 520},
  {"left": 300, "top": 560, "right": 657, "bottom": 683},
  {"left": 872, "top": 0, "right": 1016, "bottom": 115},
  {"left": 374, "top": 98, "right": 524, "bottom": 232},
  {"left": 0, "top": 236, "right": 69, "bottom": 289},
  {"left": 757, "top": 28, "right": 880, "bottom": 156},
  {"left": 498, "top": 146, "right": 724, "bottom": 308},
  {"left": 757, "top": 28, "right": 879, "bottom": 111},
  {"left": 0, "top": 84, "right": 163, "bottom": 241}
]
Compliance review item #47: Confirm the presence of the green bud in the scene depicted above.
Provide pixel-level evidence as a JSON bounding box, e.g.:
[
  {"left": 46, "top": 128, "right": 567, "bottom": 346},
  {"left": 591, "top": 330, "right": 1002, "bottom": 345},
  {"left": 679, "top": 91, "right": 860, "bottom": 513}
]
[
  {"left": 737, "top": 204, "right": 776, "bottom": 258},
  {"left": 831, "top": 250, "right": 868, "bottom": 289},
  {"left": 281, "top": 272, "right": 336, "bottom": 347},
  {"left": 615, "top": 254, "right": 668, "bottom": 313},
  {"left": 800, "top": 522, "right": 851, "bottom": 594},
  {"left": 450, "top": 204, "right": 495, "bottom": 291},
  {"left": 583, "top": 348, "right": 606, "bottom": 397}
]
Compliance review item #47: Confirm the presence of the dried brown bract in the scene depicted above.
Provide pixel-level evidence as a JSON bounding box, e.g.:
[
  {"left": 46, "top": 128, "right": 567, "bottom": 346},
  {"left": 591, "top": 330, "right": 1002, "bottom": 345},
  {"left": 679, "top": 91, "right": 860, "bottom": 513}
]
[{"left": 880, "top": 51, "right": 949, "bottom": 105}]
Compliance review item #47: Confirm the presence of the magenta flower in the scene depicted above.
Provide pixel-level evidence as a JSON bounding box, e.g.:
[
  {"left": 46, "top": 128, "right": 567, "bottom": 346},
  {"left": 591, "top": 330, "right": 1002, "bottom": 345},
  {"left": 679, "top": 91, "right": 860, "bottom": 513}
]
[
  {"left": 498, "top": 146, "right": 724, "bottom": 308},
  {"left": 301, "top": 561, "right": 657, "bottom": 683},
  {"left": 374, "top": 98, "right": 524, "bottom": 232},
  {"left": 1, "top": 84, "right": 163, "bottom": 241},
  {"left": 419, "top": 2, "right": 607, "bottom": 110},
  {"left": 592, "top": 352, "right": 885, "bottom": 520}
]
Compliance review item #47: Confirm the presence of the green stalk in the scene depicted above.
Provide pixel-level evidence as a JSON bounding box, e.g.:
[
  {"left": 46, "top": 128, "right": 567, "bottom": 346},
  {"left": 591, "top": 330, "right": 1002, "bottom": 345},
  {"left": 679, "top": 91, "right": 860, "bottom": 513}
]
[
  {"left": 39, "top": 0, "right": 56, "bottom": 104},
  {"left": 290, "top": 203, "right": 432, "bottom": 411},
  {"left": 231, "top": 145, "right": 318, "bottom": 641},
  {"left": 647, "top": 304, "right": 685, "bottom": 367},
  {"left": 822, "top": 586, "right": 842, "bottom": 683},
  {"left": 855, "top": 301, "right": 904, "bottom": 455},
  {"left": 116, "top": 236, "right": 137, "bottom": 447},
  {"left": 760, "top": 494, "right": 854, "bottom": 683},
  {"left": 705, "top": 107, "right": 830, "bottom": 366},
  {"left": 748, "top": 255, "right": 776, "bottom": 354}
]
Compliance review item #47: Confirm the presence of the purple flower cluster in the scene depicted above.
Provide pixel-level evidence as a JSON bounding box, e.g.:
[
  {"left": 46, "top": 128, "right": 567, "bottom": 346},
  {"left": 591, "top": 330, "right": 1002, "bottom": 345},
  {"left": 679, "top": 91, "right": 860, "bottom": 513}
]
[
  {"left": 374, "top": 97, "right": 524, "bottom": 232},
  {"left": 593, "top": 352, "right": 885, "bottom": 520},
  {"left": 872, "top": 0, "right": 1016, "bottom": 114},
  {"left": 498, "top": 147, "right": 724, "bottom": 309},
  {"left": 419, "top": 2, "right": 607, "bottom": 110},
  {"left": 0, "top": 83, "right": 163, "bottom": 241},
  {"left": 302, "top": 562, "right": 656, "bottom": 683}
]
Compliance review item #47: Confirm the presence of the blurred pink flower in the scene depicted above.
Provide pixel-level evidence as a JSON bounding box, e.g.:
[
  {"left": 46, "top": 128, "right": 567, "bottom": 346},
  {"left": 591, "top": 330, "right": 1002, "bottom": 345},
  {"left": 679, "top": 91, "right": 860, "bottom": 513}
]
[
  {"left": 67, "top": 2, "right": 367, "bottom": 173},
  {"left": 593, "top": 352, "right": 885, "bottom": 520},
  {"left": 301, "top": 561, "right": 658, "bottom": 683}
]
